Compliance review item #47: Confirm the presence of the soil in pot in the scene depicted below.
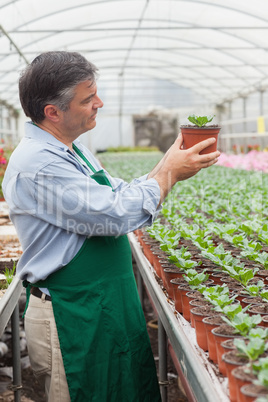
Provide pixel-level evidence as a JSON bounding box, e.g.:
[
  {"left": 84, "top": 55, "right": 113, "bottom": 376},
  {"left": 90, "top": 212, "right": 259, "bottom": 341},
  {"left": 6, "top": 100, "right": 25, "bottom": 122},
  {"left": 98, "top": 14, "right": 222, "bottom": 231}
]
[
  {"left": 248, "top": 303, "right": 268, "bottom": 316},
  {"left": 241, "top": 296, "right": 264, "bottom": 310},
  {"left": 189, "top": 299, "right": 211, "bottom": 327},
  {"left": 203, "top": 315, "right": 225, "bottom": 363},
  {"left": 254, "top": 268, "right": 268, "bottom": 283},
  {"left": 180, "top": 125, "right": 221, "bottom": 155},
  {"left": 220, "top": 276, "right": 240, "bottom": 286},
  {"left": 211, "top": 324, "right": 243, "bottom": 376},
  {"left": 230, "top": 288, "right": 250, "bottom": 304},
  {"left": 211, "top": 271, "right": 229, "bottom": 285},
  {"left": 221, "top": 338, "right": 237, "bottom": 353},
  {"left": 222, "top": 350, "right": 250, "bottom": 402},
  {"left": 240, "top": 383, "right": 268, "bottom": 401}
]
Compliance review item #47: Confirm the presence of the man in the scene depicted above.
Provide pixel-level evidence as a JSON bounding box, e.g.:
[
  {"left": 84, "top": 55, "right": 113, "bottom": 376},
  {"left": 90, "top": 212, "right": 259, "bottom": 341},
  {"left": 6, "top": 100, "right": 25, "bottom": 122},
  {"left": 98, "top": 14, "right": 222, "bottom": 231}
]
[{"left": 3, "top": 51, "right": 220, "bottom": 402}]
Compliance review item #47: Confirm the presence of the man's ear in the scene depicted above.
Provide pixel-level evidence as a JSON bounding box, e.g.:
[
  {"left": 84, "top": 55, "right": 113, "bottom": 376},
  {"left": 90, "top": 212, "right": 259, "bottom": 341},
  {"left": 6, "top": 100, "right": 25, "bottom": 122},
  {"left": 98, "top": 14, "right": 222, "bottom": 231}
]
[{"left": 44, "top": 104, "right": 61, "bottom": 123}]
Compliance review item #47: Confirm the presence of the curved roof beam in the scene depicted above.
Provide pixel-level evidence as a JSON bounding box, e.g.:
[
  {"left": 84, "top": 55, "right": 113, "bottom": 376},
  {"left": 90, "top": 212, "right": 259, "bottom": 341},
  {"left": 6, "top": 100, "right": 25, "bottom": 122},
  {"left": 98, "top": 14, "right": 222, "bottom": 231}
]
[
  {"left": 2, "top": 0, "right": 268, "bottom": 107},
  {"left": 14, "top": 17, "right": 267, "bottom": 82},
  {"left": 2, "top": 43, "right": 240, "bottom": 96},
  {"left": 0, "top": 0, "right": 19, "bottom": 10},
  {"left": 12, "top": 0, "right": 268, "bottom": 31},
  {"left": 0, "top": 24, "right": 29, "bottom": 64},
  {"left": 0, "top": 31, "right": 263, "bottom": 103},
  {"left": 64, "top": 31, "right": 262, "bottom": 84}
]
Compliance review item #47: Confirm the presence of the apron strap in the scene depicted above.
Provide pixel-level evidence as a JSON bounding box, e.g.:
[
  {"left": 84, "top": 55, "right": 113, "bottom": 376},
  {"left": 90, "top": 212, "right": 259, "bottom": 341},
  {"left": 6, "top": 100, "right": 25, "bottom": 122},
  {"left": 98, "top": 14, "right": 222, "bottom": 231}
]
[
  {"left": 72, "top": 143, "right": 97, "bottom": 173},
  {"left": 72, "top": 143, "right": 113, "bottom": 189}
]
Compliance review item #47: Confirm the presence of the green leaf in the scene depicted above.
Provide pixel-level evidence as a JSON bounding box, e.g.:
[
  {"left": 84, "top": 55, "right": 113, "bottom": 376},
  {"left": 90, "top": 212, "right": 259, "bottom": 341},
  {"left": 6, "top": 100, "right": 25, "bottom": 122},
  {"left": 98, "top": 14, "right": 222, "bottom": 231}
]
[{"left": 187, "top": 114, "right": 215, "bottom": 127}]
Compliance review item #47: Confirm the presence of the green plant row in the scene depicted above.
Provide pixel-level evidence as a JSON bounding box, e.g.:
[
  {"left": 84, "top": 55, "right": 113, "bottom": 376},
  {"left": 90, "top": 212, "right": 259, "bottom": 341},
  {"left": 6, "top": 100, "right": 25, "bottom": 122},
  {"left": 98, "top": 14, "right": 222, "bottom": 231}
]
[{"left": 97, "top": 152, "right": 268, "bottom": 395}]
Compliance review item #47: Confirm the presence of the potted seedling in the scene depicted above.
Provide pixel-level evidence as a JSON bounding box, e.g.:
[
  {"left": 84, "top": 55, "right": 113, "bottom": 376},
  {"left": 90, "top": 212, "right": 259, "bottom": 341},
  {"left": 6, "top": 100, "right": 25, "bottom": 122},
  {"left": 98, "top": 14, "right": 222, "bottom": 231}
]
[{"left": 180, "top": 114, "right": 221, "bottom": 154}]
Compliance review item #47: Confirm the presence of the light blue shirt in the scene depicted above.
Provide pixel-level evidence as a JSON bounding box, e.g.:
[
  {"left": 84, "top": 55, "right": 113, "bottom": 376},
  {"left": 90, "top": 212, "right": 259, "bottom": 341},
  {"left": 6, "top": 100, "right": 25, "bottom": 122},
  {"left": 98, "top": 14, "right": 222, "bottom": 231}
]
[{"left": 3, "top": 122, "right": 161, "bottom": 283}]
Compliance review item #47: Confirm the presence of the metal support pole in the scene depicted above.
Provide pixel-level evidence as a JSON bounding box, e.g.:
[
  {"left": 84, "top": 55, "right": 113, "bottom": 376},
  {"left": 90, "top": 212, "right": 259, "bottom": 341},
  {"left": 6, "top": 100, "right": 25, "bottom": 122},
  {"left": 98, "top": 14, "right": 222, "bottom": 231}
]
[
  {"left": 158, "top": 318, "right": 168, "bottom": 402},
  {"left": 243, "top": 97, "right": 247, "bottom": 133},
  {"left": 227, "top": 101, "right": 232, "bottom": 152},
  {"left": 260, "top": 90, "right": 264, "bottom": 116},
  {"left": 136, "top": 268, "right": 144, "bottom": 309},
  {"left": 10, "top": 304, "right": 22, "bottom": 402}
]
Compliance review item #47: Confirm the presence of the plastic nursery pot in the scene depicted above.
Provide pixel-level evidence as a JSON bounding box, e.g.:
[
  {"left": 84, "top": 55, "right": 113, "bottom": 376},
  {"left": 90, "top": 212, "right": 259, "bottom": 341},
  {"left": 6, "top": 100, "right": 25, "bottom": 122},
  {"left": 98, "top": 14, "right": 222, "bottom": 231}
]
[
  {"left": 180, "top": 125, "right": 221, "bottom": 155},
  {"left": 231, "top": 366, "right": 256, "bottom": 402},
  {"left": 151, "top": 249, "right": 167, "bottom": 277},
  {"left": 240, "top": 383, "right": 268, "bottom": 402},
  {"left": 179, "top": 285, "right": 192, "bottom": 321},
  {"left": 211, "top": 325, "right": 243, "bottom": 376},
  {"left": 171, "top": 281, "right": 189, "bottom": 314},
  {"left": 169, "top": 277, "right": 187, "bottom": 304},
  {"left": 202, "top": 315, "right": 225, "bottom": 363},
  {"left": 180, "top": 279, "right": 214, "bottom": 322},
  {"left": 190, "top": 306, "right": 216, "bottom": 351},
  {"left": 162, "top": 268, "right": 184, "bottom": 299},
  {"left": 222, "top": 351, "right": 250, "bottom": 402},
  {"left": 141, "top": 239, "right": 155, "bottom": 265},
  {"left": 134, "top": 228, "right": 146, "bottom": 243},
  {"left": 189, "top": 297, "right": 210, "bottom": 327}
]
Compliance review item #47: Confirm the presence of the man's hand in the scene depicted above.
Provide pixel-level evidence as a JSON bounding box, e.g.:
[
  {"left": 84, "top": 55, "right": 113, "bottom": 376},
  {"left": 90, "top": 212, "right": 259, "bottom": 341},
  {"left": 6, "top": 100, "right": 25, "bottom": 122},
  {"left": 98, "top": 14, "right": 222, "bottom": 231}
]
[{"left": 148, "top": 133, "right": 220, "bottom": 203}]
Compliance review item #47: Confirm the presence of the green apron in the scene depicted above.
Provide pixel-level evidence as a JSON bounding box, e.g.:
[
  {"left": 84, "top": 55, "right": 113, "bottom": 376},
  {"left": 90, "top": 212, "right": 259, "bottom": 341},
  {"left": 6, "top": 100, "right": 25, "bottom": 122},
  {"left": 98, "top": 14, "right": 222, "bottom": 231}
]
[{"left": 24, "top": 145, "right": 161, "bottom": 402}]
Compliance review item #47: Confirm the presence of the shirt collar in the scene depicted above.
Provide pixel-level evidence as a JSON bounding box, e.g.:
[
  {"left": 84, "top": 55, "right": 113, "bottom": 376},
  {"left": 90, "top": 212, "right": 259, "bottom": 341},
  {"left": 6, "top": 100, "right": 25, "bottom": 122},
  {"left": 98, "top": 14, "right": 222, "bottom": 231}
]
[{"left": 24, "top": 121, "right": 82, "bottom": 152}]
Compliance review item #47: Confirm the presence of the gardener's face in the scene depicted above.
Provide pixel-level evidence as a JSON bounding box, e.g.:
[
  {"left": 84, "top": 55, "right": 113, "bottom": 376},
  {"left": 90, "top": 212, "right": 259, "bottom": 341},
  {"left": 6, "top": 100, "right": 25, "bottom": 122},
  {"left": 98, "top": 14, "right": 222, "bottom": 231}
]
[{"left": 61, "top": 80, "right": 103, "bottom": 135}]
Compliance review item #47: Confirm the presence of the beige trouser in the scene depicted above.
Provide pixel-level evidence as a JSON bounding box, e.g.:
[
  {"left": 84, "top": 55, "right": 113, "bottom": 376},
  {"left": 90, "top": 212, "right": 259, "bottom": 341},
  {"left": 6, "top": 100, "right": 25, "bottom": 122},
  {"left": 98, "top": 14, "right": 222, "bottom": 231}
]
[{"left": 24, "top": 293, "right": 71, "bottom": 402}]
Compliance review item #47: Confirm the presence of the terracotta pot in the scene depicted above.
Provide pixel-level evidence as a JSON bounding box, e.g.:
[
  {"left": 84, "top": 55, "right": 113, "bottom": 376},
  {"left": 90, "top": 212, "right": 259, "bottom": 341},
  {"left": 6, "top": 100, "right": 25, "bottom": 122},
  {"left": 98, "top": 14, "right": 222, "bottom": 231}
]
[
  {"left": 231, "top": 366, "right": 256, "bottom": 402},
  {"left": 190, "top": 306, "right": 216, "bottom": 351},
  {"left": 211, "top": 325, "right": 243, "bottom": 376},
  {"left": 202, "top": 315, "right": 225, "bottom": 363},
  {"left": 222, "top": 350, "right": 249, "bottom": 402},
  {"left": 180, "top": 125, "right": 221, "bottom": 154},
  {"left": 240, "top": 383, "right": 268, "bottom": 401}
]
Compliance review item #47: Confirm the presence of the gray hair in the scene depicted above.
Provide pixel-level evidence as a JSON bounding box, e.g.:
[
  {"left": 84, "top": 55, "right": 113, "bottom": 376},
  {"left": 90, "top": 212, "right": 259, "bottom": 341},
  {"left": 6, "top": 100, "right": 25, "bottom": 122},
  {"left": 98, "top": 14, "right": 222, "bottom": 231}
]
[{"left": 19, "top": 51, "right": 98, "bottom": 123}]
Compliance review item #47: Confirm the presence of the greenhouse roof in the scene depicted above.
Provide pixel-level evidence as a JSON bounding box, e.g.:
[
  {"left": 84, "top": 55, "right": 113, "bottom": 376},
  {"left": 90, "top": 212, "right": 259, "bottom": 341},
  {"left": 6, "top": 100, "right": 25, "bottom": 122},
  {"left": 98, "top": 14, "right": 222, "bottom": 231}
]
[{"left": 1, "top": 0, "right": 268, "bottom": 113}]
